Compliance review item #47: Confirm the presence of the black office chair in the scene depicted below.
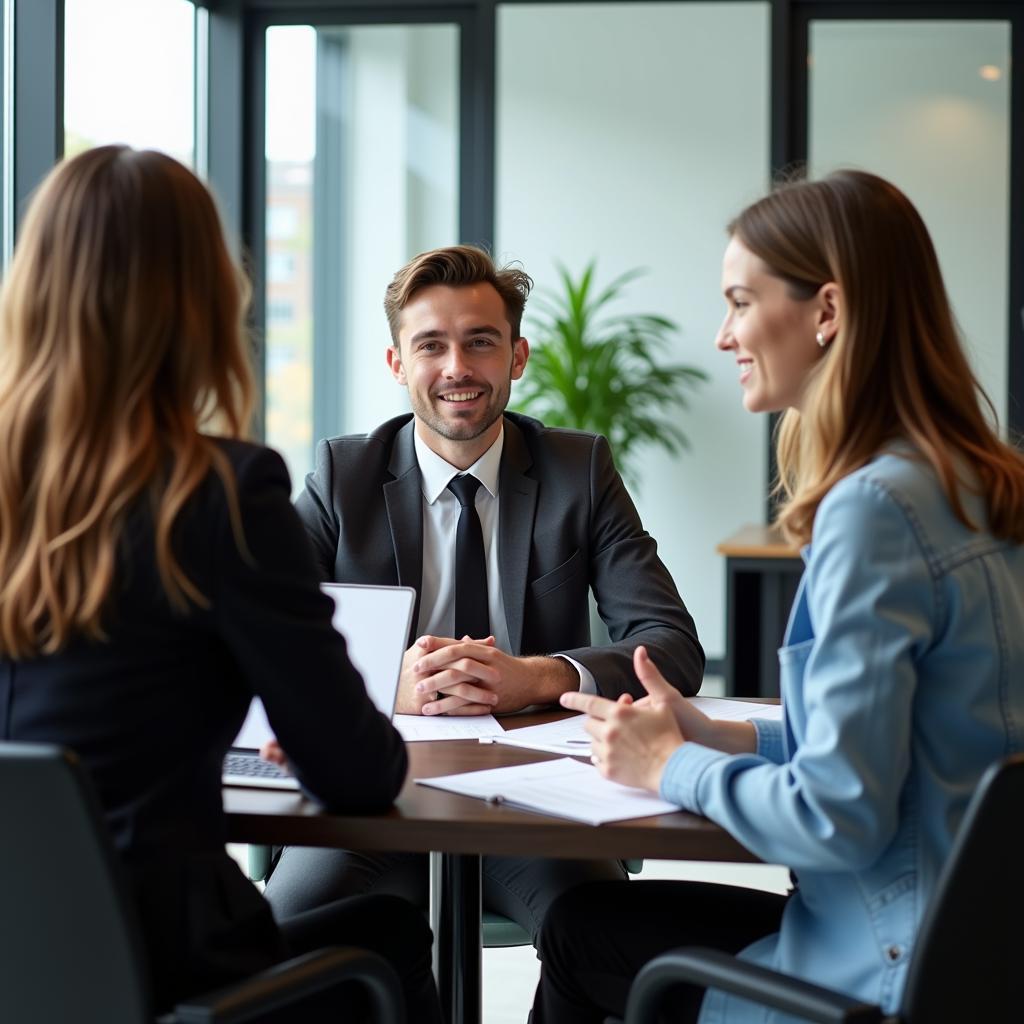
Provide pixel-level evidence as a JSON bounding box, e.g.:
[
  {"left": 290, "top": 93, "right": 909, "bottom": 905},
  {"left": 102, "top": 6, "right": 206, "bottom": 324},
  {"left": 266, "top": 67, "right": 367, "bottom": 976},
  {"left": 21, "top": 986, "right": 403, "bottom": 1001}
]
[
  {"left": 622, "top": 754, "right": 1023, "bottom": 1024},
  {"left": 0, "top": 742, "right": 405, "bottom": 1024}
]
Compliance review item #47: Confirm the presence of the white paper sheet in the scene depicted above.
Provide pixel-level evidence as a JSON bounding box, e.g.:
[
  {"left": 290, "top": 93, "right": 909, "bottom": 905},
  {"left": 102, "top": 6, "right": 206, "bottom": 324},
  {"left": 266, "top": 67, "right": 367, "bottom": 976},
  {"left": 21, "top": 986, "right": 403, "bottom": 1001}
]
[
  {"left": 483, "top": 713, "right": 593, "bottom": 756},
  {"left": 394, "top": 714, "right": 502, "bottom": 742},
  {"left": 486, "top": 698, "right": 782, "bottom": 757},
  {"left": 689, "top": 697, "right": 784, "bottom": 723},
  {"left": 416, "top": 757, "right": 679, "bottom": 825}
]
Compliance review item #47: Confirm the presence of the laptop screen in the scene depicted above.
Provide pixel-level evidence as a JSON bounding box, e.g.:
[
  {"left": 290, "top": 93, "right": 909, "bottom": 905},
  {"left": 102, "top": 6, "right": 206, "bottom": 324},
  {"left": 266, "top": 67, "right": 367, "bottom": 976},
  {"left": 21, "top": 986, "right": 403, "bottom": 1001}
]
[
  {"left": 318, "top": 582, "right": 416, "bottom": 718},
  {"left": 230, "top": 582, "right": 416, "bottom": 752}
]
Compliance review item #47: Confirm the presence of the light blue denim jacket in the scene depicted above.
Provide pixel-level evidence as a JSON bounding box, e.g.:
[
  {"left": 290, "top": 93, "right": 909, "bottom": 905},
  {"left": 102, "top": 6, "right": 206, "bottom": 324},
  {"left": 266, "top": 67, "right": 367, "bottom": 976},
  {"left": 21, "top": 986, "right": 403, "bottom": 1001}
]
[{"left": 661, "top": 452, "right": 1024, "bottom": 1023}]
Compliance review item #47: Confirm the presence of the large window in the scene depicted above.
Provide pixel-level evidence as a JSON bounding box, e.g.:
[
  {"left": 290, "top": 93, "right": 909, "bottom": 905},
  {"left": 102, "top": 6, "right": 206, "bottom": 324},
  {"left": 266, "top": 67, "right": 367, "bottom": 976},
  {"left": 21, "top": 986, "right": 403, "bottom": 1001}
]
[
  {"left": 64, "top": 0, "right": 195, "bottom": 163},
  {"left": 263, "top": 21, "right": 459, "bottom": 490}
]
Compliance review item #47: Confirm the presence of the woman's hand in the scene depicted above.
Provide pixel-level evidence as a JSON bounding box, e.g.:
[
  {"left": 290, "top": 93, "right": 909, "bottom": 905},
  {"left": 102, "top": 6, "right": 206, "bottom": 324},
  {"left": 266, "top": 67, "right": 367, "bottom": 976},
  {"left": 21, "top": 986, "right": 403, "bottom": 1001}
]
[
  {"left": 559, "top": 646, "right": 758, "bottom": 792},
  {"left": 559, "top": 646, "right": 687, "bottom": 792},
  {"left": 259, "top": 739, "right": 291, "bottom": 772},
  {"left": 628, "top": 646, "right": 717, "bottom": 745},
  {"left": 630, "top": 646, "right": 758, "bottom": 755}
]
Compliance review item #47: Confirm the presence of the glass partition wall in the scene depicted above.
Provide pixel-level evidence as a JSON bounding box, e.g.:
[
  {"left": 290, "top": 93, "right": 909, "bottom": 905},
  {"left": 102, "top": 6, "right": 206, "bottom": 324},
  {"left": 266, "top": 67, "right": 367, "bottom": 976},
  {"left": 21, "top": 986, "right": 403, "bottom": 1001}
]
[
  {"left": 808, "top": 18, "right": 1012, "bottom": 429},
  {"left": 497, "top": 1, "right": 771, "bottom": 663}
]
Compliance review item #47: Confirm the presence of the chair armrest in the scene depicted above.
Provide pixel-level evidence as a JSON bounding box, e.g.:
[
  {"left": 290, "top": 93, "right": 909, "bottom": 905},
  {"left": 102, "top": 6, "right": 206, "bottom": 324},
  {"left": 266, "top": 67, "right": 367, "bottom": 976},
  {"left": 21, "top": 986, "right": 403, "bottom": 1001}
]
[
  {"left": 624, "top": 947, "right": 890, "bottom": 1024},
  {"left": 169, "top": 947, "right": 404, "bottom": 1024}
]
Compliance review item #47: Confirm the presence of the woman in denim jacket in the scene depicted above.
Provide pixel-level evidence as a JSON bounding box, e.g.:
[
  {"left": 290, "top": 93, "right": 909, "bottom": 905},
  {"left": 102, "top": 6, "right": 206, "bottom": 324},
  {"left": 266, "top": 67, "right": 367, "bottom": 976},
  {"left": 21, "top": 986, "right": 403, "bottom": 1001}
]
[{"left": 531, "top": 170, "right": 1024, "bottom": 1023}]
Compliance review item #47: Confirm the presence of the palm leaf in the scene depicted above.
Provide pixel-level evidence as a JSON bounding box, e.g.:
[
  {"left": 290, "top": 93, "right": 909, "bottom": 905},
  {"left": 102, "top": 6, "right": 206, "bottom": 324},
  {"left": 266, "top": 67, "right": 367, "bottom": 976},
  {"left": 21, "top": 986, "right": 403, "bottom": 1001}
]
[{"left": 512, "top": 261, "right": 706, "bottom": 488}]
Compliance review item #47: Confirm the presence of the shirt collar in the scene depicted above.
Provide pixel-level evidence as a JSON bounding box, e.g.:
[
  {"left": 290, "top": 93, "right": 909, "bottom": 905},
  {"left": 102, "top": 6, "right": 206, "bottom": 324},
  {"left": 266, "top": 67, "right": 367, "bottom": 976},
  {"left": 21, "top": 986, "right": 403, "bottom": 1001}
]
[{"left": 414, "top": 425, "right": 504, "bottom": 505}]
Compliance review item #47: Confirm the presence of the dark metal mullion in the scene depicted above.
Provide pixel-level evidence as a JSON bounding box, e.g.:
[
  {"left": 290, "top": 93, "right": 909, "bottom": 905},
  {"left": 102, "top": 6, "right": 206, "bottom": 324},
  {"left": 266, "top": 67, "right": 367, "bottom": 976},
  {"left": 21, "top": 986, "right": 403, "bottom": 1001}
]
[
  {"left": 769, "top": 0, "right": 792, "bottom": 178},
  {"left": 791, "top": 1, "right": 1015, "bottom": 15},
  {"left": 241, "top": 0, "right": 476, "bottom": 10},
  {"left": 765, "top": 0, "right": 803, "bottom": 518},
  {"left": 245, "top": 11, "right": 269, "bottom": 440},
  {"left": 247, "top": 5, "right": 470, "bottom": 28},
  {"left": 1009, "top": 11, "right": 1023, "bottom": 441},
  {"left": 459, "top": 0, "right": 495, "bottom": 246},
  {"left": 312, "top": 30, "right": 349, "bottom": 449},
  {"left": 12, "top": 0, "right": 63, "bottom": 241},
  {"left": 1, "top": 0, "right": 10, "bottom": 266},
  {"left": 206, "top": 0, "right": 246, "bottom": 249}
]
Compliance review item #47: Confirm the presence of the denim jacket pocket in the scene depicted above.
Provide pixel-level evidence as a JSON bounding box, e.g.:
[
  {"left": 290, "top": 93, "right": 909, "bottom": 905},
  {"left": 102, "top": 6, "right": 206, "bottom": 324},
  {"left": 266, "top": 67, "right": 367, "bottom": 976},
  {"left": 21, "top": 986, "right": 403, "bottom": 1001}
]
[
  {"left": 777, "top": 637, "right": 814, "bottom": 692},
  {"left": 775, "top": 639, "right": 813, "bottom": 747}
]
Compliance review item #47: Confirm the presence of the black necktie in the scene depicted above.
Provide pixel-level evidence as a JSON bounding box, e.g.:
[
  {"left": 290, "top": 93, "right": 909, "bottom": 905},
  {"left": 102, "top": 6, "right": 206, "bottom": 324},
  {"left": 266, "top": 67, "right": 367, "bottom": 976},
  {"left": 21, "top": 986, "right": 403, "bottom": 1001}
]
[{"left": 447, "top": 474, "right": 490, "bottom": 640}]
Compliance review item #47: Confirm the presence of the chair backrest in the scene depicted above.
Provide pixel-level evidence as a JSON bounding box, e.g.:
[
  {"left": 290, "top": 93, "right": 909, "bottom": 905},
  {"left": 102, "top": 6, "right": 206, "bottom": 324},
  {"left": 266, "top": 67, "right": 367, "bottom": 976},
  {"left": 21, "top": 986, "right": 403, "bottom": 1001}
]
[
  {"left": 0, "top": 742, "right": 151, "bottom": 1024},
  {"left": 901, "top": 753, "right": 1024, "bottom": 1022}
]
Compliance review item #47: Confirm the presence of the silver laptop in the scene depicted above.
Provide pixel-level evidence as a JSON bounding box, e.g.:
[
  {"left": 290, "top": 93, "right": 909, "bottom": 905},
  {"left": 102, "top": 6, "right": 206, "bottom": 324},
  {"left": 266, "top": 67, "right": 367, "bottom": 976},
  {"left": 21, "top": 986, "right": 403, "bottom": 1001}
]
[{"left": 223, "top": 582, "right": 417, "bottom": 789}]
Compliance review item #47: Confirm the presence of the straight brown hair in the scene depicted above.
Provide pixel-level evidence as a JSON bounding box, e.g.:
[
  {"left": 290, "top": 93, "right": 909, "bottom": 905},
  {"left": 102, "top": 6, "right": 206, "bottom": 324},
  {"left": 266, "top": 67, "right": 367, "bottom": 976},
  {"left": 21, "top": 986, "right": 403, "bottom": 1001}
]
[
  {"left": 0, "top": 146, "right": 254, "bottom": 657},
  {"left": 729, "top": 170, "right": 1024, "bottom": 545},
  {"left": 383, "top": 244, "right": 532, "bottom": 343}
]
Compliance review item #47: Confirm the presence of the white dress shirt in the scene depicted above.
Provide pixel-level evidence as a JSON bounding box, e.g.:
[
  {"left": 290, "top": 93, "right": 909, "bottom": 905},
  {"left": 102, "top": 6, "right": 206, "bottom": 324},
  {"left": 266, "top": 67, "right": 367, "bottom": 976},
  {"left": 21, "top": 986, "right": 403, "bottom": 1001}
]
[{"left": 412, "top": 427, "right": 596, "bottom": 693}]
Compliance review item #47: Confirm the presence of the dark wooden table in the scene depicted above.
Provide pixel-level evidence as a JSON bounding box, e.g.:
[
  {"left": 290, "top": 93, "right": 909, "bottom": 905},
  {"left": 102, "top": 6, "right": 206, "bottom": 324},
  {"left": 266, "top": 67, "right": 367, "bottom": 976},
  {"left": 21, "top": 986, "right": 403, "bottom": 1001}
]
[
  {"left": 718, "top": 525, "right": 803, "bottom": 698},
  {"left": 224, "top": 710, "right": 760, "bottom": 1024}
]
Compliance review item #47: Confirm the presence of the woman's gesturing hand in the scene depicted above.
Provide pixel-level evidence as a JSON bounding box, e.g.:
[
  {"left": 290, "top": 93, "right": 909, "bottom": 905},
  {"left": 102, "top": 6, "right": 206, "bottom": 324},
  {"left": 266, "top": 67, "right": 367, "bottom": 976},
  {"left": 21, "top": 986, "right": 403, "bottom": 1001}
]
[
  {"left": 559, "top": 646, "right": 688, "bottom": 792},
  {"left": 627, "top": 646, "right": 759, "bottom": 756},
  {"left": 560, "top": 646, "right": 758, "bottom": 792}
]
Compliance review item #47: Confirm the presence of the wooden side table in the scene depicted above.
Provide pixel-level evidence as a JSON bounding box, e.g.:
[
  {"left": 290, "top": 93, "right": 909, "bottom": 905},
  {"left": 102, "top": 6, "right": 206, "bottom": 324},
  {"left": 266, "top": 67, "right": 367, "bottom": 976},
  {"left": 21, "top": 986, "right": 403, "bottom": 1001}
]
[{"left": 717, "top": 525, "right": 803, "bottom": 697}]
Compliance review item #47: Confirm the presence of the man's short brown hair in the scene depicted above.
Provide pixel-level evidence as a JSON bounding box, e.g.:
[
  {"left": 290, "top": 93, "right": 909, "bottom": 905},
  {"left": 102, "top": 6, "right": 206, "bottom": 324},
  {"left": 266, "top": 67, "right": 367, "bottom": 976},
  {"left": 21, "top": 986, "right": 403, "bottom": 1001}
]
[{"left": 384, "top": 244, "right": 532, "bottom": 344}]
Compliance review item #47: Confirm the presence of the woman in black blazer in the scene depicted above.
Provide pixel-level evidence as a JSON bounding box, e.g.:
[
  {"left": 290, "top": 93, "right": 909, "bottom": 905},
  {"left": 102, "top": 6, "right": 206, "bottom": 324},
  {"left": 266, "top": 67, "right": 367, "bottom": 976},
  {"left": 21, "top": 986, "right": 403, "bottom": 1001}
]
[{"left": 0, "top": 146, "right": 441, "bottom": 1022}]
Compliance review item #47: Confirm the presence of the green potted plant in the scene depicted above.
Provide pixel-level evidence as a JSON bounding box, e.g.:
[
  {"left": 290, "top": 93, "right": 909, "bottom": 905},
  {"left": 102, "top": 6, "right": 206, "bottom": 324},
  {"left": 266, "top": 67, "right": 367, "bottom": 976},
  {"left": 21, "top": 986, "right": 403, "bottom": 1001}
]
[{"left": 513, "top": 262, "right": 707, "bottom": 488}]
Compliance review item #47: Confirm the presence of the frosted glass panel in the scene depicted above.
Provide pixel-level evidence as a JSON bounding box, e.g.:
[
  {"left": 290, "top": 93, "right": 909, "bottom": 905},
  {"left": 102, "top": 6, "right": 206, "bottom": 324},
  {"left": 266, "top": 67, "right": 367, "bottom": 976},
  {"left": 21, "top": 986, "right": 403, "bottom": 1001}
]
[
  {"left": 809, "top": 20, "right": 1011, "bottom": 427},
  {"left": 497, "top": 2, "right": 770, "bottom": 659}
]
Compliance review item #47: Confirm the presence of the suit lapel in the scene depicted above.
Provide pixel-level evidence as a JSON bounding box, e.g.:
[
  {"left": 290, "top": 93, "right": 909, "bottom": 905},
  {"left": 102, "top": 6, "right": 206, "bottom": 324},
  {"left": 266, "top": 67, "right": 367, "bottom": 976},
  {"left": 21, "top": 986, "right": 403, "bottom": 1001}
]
[
  {"left": 383, "top": 420, "right": 424, "bottom": 641},
  {"left": 498, "top": 419, "right": 538, "bottom": 654}
]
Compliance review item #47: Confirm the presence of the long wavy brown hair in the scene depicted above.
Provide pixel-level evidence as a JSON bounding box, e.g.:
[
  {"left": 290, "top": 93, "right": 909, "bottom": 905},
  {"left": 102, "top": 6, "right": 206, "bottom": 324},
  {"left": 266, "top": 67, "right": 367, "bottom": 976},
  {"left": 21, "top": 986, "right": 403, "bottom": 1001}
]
[
  {"left": 729, "top": 169, "right": 1024, "bottom": 546},
  {"left": 0, "top": 146, "right": 254, "bottom": 657}
]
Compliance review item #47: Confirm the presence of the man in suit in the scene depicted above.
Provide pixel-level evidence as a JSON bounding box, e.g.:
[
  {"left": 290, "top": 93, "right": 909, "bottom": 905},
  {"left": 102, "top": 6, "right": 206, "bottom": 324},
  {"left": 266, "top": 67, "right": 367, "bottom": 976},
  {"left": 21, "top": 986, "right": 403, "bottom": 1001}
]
[{"left": 263, "top": 244, "right": 705, "bottom": 938}]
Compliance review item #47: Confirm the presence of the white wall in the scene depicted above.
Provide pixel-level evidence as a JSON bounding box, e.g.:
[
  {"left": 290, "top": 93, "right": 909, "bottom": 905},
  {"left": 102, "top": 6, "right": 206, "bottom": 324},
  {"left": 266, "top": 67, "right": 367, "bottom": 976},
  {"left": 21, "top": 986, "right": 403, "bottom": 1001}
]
[
  {"left": 496, "top": 2, "right": 772, "bottom": 660},
  {"left": 809, "top": 19, "right": 1011, "bottom": 428}
]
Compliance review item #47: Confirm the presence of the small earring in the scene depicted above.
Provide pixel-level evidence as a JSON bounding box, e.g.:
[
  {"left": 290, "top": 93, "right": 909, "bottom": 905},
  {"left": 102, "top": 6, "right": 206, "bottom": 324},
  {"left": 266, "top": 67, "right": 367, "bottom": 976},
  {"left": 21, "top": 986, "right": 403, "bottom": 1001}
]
[{"left": 816, "top": 331, "right": 827, "bottom": 348}]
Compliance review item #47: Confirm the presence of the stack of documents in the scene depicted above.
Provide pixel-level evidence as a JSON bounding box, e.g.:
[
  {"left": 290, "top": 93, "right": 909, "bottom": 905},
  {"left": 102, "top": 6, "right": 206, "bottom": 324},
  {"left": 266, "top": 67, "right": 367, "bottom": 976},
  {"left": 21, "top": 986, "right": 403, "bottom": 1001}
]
[
  {"left": 485, "top": 697, "right": 782, "bottom": 757},
  {"left": 416, "top": 757, "right": 679, "bottom": 825}
]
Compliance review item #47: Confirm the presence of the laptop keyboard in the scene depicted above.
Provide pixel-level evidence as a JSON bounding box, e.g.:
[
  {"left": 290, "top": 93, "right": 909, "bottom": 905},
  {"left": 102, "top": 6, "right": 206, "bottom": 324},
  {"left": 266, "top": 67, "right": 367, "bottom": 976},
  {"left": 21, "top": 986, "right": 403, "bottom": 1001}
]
[{"left": 224, "top": 752, "right": 288, "bottom": 779}]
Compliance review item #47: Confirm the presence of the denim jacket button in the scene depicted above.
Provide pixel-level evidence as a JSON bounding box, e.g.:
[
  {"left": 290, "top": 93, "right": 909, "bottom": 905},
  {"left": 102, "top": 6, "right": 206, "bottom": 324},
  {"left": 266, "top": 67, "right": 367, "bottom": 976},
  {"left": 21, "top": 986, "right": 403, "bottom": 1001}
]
[{"left": 886, "top": 945, "right": 902, "bottom": 962}]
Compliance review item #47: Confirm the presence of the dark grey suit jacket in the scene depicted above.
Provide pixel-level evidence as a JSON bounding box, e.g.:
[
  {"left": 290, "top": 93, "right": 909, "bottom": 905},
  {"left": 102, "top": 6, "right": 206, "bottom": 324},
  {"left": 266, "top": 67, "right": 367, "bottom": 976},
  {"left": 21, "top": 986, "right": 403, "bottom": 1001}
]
[{"left": 296, "top": 412, "right": 704, "bottom": 698}]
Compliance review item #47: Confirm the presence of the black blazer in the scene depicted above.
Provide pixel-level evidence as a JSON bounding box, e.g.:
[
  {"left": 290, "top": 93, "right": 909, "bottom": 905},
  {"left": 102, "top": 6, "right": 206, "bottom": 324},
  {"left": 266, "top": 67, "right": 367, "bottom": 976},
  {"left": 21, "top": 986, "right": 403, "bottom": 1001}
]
[
  {"left": 296, "top": 412, "right": 704, "bottom": 698},
  {"left": 0, "top": 440, "right": 407, "bottom": 1010}
]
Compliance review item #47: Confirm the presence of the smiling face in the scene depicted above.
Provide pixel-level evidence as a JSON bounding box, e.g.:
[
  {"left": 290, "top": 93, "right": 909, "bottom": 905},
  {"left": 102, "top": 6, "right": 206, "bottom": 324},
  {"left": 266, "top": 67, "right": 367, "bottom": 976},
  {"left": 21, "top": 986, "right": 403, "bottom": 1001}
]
[
  {"left": 387, "top": 282, "right": 529, "bottom": 468},
  {"left": 715, "top": 237, "right": 835, "bottom": 414}
]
